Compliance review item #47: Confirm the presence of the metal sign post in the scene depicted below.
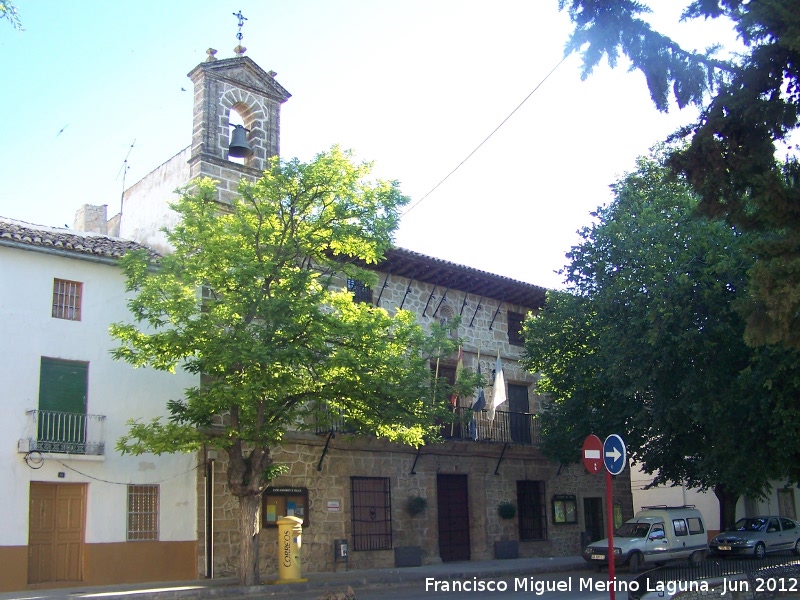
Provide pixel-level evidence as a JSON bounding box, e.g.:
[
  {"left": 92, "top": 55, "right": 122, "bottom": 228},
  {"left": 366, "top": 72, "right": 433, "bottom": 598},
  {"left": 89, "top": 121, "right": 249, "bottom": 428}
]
[{"left": 602, "top": 434, "right": 627, "bottom": 600}]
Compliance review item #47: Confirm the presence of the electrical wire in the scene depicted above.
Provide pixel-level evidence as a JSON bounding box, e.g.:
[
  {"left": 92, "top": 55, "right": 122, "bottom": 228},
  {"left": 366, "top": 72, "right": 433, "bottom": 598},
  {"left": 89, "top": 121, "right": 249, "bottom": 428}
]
[
  {"left": 51, "top": 458, "right": 203, "bottom": 486},
  {"left": 402, "top": 54, "right": 569, "bottom": 217}
]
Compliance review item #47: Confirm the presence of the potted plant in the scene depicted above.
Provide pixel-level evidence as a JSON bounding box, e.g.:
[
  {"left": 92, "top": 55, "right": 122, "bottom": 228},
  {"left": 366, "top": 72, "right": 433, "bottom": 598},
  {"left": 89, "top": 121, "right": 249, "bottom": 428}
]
[
  {"left": 406, "top": 495, "right": 427, "bottom": 516},
  {"left": 497, "top": 501, "right": 517, "bottom": 520}
]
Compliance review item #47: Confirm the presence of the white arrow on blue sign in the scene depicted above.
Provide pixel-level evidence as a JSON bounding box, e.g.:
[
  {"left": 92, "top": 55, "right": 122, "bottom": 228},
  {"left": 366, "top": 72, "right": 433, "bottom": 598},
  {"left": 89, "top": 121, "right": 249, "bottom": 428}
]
[{"left": 603, "top": 434, "right": 627, "bottom": 475}]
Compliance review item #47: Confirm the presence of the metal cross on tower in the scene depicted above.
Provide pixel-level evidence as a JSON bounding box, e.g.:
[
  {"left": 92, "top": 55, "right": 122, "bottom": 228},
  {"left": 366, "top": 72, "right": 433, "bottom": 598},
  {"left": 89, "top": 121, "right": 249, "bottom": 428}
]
[{"left": 232, "top": 10, "right": 248, "bottom": 55}]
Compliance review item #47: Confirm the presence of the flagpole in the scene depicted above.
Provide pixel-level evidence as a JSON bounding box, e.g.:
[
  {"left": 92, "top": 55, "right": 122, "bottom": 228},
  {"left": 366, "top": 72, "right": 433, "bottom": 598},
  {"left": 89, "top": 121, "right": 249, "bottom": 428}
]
[
  {"left": 432, "top": 354, "right": 440, "bottom": 405},
  {"left": 474, "top": 345, "right": 481, "bottom": 440},
  {"left": 450, "top": 346, "right": 463, "bottom": 437}
]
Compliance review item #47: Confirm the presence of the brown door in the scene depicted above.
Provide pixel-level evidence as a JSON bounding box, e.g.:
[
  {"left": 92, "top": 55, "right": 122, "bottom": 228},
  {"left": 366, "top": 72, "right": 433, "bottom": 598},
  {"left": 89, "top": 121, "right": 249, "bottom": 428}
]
[
  {"left": 436, "top": 474, "right": 470, "bottom": 562},
  {"left": 28, "top": 483, "right": 86, "bottom": 584},
  {"left": 583, "top": 497, "right": 604, "bottom": 543}
]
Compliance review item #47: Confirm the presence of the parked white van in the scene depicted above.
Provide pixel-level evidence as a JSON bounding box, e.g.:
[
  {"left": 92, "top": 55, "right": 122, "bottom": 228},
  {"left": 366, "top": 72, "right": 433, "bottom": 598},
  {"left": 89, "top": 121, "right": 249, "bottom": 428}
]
[{"left": 582, "top": 506, "right": 709, "bottom": 573}]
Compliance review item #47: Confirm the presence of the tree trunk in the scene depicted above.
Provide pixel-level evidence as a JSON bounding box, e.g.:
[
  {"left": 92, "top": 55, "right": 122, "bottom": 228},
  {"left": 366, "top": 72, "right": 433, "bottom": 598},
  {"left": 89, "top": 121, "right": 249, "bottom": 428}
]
[
  {"left": 238, "top": 493, "right": 262, "bottom": 586},
  {"left": 713, "top": 484, "right": 739, "bottom": 532}
]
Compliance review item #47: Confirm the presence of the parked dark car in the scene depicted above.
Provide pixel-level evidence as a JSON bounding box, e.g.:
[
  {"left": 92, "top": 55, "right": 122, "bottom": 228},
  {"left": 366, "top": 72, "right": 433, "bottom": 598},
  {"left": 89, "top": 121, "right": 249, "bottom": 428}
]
[{"left": 709, "top": 516, "right": 800, "bottom": 558}]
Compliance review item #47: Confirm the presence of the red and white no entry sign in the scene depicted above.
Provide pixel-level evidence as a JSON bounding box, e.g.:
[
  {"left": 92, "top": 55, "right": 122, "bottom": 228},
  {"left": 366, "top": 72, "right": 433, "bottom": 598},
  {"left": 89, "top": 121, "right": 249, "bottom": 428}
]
[{"left": 582, "top": 434, "right": 603, "bottom": 474}]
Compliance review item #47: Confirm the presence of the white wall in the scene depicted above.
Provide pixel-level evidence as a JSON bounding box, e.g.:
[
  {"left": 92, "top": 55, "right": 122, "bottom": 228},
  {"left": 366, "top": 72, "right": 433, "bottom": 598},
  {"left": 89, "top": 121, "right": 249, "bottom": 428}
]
[
  {"left": 119, "top": 147, "right": 190, "bottom": 254},
  {"left": 1, "top": 244, "right": 197, "bottom": 545},
  {"left": 630, "top": 463, "right": 800, "bottom": 531}
]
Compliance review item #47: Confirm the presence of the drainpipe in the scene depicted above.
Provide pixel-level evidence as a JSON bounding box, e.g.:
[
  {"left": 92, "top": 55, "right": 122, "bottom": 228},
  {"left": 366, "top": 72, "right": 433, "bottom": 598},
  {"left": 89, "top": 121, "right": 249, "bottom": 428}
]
[{"left": 205, "top": 449, "right": 217, "bottom": 578}]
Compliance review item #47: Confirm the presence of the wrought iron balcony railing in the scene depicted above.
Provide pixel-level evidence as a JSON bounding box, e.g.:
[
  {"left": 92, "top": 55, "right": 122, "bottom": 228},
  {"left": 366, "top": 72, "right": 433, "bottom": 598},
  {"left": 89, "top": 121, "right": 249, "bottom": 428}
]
[
  {"left": 315, "top": 405, "right": 540, "bottom": 447},
  {"left": 440, "top": 406, "right": 540, "bottom": 446},
  {"left": 20, "top": 409, "right": 106, "bottom": 456}
]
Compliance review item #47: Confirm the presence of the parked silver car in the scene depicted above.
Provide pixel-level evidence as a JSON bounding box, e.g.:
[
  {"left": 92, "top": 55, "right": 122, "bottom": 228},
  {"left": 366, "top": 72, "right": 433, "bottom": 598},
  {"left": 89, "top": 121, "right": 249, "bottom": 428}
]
[{"left": 709, "top": 516, "right": 800, "bottom": 558}]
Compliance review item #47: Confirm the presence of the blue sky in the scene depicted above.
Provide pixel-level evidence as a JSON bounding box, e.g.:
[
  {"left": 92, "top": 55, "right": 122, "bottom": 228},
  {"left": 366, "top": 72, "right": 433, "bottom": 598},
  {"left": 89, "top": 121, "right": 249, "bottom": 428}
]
[{"left": 0, "top": 1, "right": 739, "bottom": 289}]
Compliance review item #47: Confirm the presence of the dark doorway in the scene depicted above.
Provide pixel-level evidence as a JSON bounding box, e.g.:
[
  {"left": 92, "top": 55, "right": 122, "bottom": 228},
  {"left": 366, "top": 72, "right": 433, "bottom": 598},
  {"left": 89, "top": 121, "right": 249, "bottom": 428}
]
[
  {"left": 583, "top": 497, "right": 604, "bottom": 543},
  {"left": 436, "top": 474, "right": 470, "bottom": 562},
  {"left": 507, "top": 384, "right": 530, "bottom": 444}
]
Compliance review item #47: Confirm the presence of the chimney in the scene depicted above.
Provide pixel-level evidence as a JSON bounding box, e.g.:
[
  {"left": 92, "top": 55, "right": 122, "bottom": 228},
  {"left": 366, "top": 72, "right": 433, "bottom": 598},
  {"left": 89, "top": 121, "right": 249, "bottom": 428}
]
[{"left": 74, "top": 204, "right": 109, "bottom": 235}]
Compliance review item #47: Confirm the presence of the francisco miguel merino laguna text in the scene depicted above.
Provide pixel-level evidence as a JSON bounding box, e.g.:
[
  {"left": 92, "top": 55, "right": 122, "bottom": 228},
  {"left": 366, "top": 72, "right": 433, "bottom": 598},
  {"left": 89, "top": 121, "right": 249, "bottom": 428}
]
[{"left": 425, "top": 576, "right": 713, "bottom": 595}]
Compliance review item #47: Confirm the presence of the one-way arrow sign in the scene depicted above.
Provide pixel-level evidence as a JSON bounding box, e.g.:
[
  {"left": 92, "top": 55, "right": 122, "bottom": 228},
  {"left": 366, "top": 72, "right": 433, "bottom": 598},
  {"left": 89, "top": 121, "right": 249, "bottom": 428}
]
[{"left": 603, "top": 434, "right": 627, "bottom": 475}]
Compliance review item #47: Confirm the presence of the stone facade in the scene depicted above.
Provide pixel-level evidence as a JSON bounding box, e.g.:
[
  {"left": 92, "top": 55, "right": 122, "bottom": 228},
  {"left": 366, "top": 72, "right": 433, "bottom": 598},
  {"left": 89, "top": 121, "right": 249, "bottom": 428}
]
[
  {"left": 196, "top": 259, "right": 634, "bottom": 579},
  {"left": 202, "top": 433, "right": 633, "bottom": 579}
]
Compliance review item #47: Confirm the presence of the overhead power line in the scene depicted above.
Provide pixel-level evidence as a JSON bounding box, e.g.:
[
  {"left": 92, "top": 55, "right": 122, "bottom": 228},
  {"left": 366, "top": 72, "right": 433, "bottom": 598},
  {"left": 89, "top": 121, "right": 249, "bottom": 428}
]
[{"left": 402, "top": 54, "right": 569, "bottom": 216}]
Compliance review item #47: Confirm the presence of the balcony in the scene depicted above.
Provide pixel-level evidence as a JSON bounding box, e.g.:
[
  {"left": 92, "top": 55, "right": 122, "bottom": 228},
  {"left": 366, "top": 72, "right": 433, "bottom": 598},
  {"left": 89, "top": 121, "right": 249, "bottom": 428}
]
[
  {"left": 440, "top": 406, "right": 541, "bottom": 446},
  {"left": 19, "top": 410, "right": 106, "bottom": 456},
  {"left": 315, "top": 405, "right": 540, "bottom": 447}
]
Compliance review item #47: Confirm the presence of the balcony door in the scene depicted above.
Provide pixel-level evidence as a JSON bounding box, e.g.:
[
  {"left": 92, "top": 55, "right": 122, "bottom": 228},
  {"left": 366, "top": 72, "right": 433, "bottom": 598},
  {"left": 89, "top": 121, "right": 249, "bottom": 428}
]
[
  {"left": 38, "top": 358, "right": 88, "bottom": 453},
  {"left": 507, "top": 384, "right": 530, "bottom": 444}
]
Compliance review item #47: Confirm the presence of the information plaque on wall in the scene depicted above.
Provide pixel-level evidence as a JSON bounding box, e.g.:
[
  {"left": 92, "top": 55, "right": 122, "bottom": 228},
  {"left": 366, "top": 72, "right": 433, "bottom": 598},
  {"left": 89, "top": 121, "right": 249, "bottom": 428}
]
[{"left": 263, "top": 486, "right": 309, "bottom": 527}]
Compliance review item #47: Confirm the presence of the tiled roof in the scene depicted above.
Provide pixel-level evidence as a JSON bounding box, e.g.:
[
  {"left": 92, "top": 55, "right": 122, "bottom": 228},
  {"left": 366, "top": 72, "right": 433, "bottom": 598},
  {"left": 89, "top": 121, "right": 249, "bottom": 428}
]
[
  {"left": 0, "top": 217, "right": 161, "bottom": 261},
  {"left": 374, "top": 247, "right": 548, "bottom": 309},
  {"left": 0, "top": 218, "right": 546, "bottom": 308}
]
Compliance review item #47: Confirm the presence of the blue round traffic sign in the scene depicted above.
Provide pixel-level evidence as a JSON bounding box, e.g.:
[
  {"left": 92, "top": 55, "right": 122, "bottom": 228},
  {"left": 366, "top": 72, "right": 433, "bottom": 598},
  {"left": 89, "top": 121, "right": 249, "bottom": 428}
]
[{"left": 603, "top": 434, "right": 627, "bottom": 475}]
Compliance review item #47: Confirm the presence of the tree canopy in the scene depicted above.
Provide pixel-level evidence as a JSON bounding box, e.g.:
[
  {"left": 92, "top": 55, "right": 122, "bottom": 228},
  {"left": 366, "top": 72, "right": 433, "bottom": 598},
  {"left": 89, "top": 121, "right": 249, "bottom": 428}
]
[
  {"left": 558, "top": 0, "right": 800, "bottom": 347},
  {"left": 523, "top": 148, "right": 800, "bottom": 528},
  {"left": 0, "top": 0, "right": 21, "bottom": 30},
  {"left": 110, "top": 147, "right": 467, "bottom": 585}
]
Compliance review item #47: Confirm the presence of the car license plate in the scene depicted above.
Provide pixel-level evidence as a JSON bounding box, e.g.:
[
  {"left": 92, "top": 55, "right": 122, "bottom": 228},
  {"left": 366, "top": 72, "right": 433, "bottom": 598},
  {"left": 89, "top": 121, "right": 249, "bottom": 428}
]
[
  {"left": 718, "top": 545, "right": 731, "bottom": 551},
  {"left": 591, "top": 554, "right": 605, "bottom": 560}
]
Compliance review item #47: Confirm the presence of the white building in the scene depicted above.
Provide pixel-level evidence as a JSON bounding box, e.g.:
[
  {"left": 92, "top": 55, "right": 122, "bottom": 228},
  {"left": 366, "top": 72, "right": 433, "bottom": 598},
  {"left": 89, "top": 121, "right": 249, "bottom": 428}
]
[
  {"left": 631, "top": 464, "right": 799, "bottom": 536},
  {"left": 0, "top": 216, "right": 198, "bottom": 592}
]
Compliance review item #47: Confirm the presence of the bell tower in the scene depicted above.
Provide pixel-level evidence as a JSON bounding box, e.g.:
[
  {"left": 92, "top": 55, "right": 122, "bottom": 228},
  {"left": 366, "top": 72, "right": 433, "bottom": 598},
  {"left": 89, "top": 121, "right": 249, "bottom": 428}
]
[
  {"left": 116, "top": 47, "right": 291, "bottom": 252},
  {"left": 187, "top": 48, "right": 292, "bottom": 204}
]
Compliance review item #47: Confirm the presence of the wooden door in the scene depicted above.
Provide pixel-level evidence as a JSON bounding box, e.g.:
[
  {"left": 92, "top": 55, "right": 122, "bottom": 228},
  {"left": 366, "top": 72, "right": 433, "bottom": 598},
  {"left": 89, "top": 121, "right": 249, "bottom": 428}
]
[
  {"left": 436, "top": 474, "right": 470, "bottom": 562},
  {"left": 28, "top": 483, "right": 86, "bottom": 584}
]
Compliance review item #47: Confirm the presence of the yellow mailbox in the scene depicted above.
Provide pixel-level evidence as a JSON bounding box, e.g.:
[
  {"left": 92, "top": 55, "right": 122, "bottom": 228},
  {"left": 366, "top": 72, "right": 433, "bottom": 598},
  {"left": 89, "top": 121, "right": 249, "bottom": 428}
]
[{"left": 276, "top": 515, "right": 306, "bottom": 583}]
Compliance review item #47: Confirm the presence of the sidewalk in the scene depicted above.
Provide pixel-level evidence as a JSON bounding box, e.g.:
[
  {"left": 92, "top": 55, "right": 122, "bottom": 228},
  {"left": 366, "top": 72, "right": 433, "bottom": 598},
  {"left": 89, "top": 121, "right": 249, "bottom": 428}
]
[{"left": 0, "top": 556, "right": 590, "bottom": 600}]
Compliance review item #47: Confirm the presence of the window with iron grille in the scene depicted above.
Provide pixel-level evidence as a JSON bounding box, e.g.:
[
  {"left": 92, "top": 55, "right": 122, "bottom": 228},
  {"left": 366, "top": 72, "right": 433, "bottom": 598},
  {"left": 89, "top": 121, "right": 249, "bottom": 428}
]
[
  {"left": 350, "top": 477, "right": 392, "bottom": 550},
  {"left": 347, "top": 278, "right": 373, "bottom": 305},
  {"left": 507, "top": 311, "right": 525, "bottom": 346},
  {"left": 517, "top": 480, "right": 547, "bottom": 541},
  {"left": 52, "top": 279, "right": 82, "bottom": 320},
  {"left": 127, "top": 484, "right": 159, "bottom": 541}
]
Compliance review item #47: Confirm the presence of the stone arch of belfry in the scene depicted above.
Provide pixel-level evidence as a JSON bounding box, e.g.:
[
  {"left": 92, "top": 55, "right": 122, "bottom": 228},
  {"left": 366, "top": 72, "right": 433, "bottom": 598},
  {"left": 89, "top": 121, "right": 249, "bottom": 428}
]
[{"left": 220, "top": 90, "right": 268, "bottom": 169}]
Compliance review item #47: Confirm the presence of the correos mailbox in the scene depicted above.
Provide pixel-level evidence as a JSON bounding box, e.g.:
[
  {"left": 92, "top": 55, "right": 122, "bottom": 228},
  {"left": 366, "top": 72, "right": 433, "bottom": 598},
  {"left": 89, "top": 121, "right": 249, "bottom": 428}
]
[{"left": 276, "top": 516, "right": 306, "bottom": 583}]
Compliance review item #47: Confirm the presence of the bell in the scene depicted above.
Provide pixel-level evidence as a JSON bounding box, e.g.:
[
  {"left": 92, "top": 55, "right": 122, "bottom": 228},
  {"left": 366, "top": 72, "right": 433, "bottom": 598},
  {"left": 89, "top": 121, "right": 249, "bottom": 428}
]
[{"left": 228, "top": 124, "right": 252, "bottom": 158}]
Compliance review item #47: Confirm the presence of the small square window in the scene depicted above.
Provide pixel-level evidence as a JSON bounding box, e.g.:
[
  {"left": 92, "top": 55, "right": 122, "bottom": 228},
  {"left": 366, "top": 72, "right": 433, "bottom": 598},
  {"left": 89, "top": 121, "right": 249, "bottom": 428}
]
[
  {"left": 347, "top": 278, "right": 373, "bottom": 305},
  {"left": 52, "top": 279, "right": 82, "bottom": 320},
  {"left": 127, "top": 484, "right": 159, "bottom": 541}
]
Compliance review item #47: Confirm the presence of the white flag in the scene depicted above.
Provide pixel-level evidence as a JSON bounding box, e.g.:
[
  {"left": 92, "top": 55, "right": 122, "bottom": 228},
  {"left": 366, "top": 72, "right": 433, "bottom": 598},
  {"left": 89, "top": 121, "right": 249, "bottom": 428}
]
[{"left": 487, "top": 351, "right": 506, "bottom": 422}]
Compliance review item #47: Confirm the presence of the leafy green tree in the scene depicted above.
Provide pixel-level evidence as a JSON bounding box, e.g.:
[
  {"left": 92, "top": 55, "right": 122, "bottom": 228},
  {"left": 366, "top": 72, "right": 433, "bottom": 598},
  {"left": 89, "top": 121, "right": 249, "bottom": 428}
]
[
  {"left": 0, "top": 0, "right": 22, "bottom": 30},
  {"left": 110, "top": 147, "right": 467, "bottom": 585},
  {"left": 524, "top": 148, "right": 800, "bottom": 528},
  {"left": 558, "top": 0, "right": 800, "bottom": 347}
]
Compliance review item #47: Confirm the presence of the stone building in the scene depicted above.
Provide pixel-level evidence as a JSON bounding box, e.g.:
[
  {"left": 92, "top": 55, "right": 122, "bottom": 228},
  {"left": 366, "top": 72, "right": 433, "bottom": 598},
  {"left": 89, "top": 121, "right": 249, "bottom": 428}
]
[
  {"left": 200, "top": 247, "right": 634, "bottom": 578},
  {"left": 108, "top": 48, "right": 634, "bottom": 579}
]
